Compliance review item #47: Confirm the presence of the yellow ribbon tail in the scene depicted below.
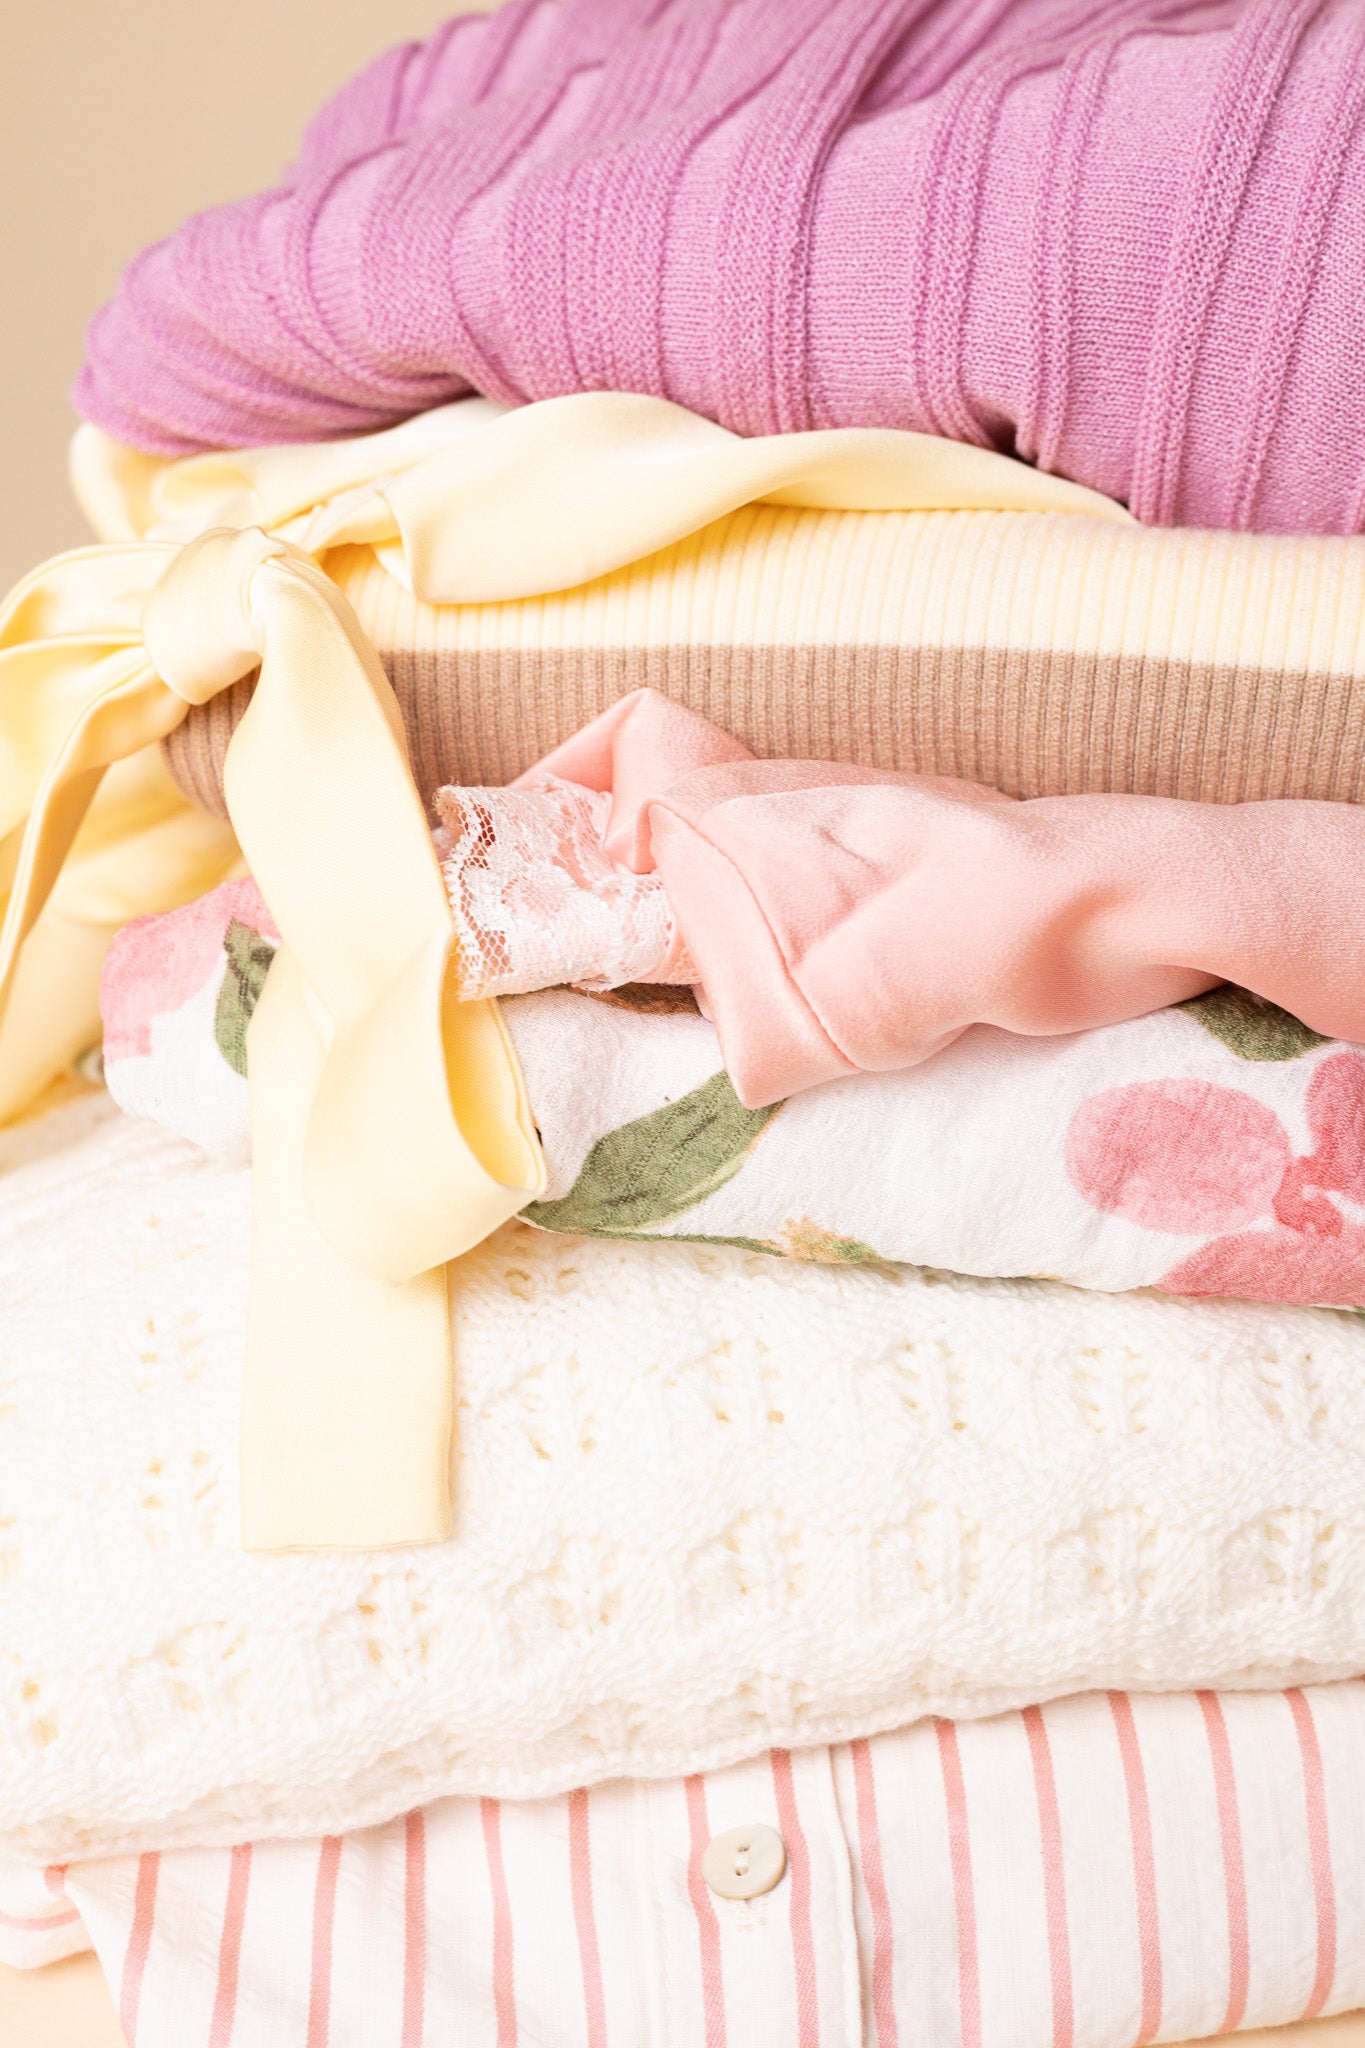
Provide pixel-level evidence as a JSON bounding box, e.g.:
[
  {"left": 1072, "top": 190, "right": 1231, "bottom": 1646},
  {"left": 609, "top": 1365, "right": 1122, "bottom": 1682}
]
[
  {"left": 243, "top": 950, "right": 457, "bottom": 1551},
  {"left": 0, "top": 525, "right": 544, "bottom": 1550}
]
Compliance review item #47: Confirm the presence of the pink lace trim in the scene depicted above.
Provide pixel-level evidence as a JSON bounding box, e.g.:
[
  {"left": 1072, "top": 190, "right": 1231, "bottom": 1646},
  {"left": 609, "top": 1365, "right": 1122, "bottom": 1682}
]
[{"left": 436, "top": 776, "right": 694, "bottom": 999}]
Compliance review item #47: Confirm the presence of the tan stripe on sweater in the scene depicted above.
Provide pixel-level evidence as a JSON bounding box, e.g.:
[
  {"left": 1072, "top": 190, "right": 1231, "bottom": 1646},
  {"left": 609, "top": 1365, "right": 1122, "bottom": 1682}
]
[
  {"left": 164, "top": 641, "right": 1365, "bottom": 817},
  {"left": 164, "top": 509, "right": 1365, "bottom": 814}
]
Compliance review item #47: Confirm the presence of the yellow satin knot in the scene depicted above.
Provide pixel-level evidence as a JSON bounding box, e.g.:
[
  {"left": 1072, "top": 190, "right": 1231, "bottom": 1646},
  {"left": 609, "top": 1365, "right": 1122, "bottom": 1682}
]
[
  {"left": 142, "top": 527, "right": 293, "bottom": 707},
  {"left": 0, "top": 513, "right": 544, "bottom": 1551}
]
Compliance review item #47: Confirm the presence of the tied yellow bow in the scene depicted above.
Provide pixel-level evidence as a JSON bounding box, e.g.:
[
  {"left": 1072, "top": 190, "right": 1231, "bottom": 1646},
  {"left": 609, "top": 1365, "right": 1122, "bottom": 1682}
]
[
  {"left": 0, "top": 393, "right": 1128, "bottom": 1550},
  {"left": 0, "top": 522, "right": 543, "bottom": 1550}
]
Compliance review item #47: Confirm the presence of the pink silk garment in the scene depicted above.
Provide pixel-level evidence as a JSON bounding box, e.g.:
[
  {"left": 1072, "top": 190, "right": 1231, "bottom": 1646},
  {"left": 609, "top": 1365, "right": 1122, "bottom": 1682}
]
[
  {"left": 528, "top": 689, "right": 1365, "bottom": 1107},
  {"left": 76, "top": 0, "right": 1365, "bottom": 533}
]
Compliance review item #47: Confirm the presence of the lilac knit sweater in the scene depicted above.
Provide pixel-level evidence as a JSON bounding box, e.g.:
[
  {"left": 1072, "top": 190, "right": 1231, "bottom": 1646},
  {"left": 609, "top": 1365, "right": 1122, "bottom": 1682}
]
[{"left": 77, "top": 0, "right": 1365, "bottom": 531}]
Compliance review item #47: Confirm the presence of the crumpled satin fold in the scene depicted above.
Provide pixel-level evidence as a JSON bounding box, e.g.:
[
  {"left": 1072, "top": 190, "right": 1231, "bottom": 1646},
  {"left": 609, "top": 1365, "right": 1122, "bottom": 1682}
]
[
  {"left": 0, "top": 391, "right": 1128, "bottom": 1550},
  {"left": 72, "top": 388, "right": 1129, "bottom": 595},
  {"left": 532, "top": 688, "right": 1365, "bottom": 1106}
]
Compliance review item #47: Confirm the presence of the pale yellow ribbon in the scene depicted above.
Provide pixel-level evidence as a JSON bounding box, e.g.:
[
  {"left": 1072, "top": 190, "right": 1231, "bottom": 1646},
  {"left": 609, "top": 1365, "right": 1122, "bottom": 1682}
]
[
  {"left": 0, "top": 524, "right": 543, "bottom": 1549},
  {"left": 0, "top": 393, "right": 1129, "bottom": 1551},
  {"left": 145, "top": 532, "right": 543, "bottom": 1548}
]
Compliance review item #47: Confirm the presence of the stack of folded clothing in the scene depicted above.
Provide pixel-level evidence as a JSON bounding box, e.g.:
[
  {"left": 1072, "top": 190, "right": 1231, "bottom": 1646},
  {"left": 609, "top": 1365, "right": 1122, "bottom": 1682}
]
[{"left": 5, "top": 4, "right": 1365, "bottom": 2045}]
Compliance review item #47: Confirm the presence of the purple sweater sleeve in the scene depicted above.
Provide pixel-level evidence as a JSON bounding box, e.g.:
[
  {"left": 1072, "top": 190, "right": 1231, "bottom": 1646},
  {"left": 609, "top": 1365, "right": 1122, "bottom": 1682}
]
[{"left": 73, "top": 0, "right": 1365, "bottom": 534}]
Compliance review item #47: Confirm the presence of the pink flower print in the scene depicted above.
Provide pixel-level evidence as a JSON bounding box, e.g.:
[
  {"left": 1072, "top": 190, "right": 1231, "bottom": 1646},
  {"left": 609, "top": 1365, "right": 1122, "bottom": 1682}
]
[
  {"left": 1066, "top": 1055, "right": 1365, "bottom": 1305},
  {"left": 1066, "top": 1079, "right": 1292, "bottom": 1234},
  {"left": 1163, "top": 1221, "right": 1365, "bottom": 1305},
  {"left": 101, "top": 878, "right": 277, "bottom": 1061},
  {"left": 1298, "top": 1050, "right": 1365, "bottom": 1205}
]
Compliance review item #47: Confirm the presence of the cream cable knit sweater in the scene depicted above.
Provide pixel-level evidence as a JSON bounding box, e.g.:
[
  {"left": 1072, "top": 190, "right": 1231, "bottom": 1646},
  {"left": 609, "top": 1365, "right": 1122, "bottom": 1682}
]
[{"left": 2, "top": 1097, "right": 1365, "bottom": 1862}]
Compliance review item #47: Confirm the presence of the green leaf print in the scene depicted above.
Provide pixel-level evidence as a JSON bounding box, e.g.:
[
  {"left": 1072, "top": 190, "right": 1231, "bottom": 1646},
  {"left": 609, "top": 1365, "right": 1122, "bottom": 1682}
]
[
  {"left": 214, "top": 920, "right": 278, "bottom": 1078},
  {"left": 1177, "top": 983, "right": 1329, "bottom": 1062},
  {"left": 524, "top": 1069, "right": 781, "bottom": 1236}
]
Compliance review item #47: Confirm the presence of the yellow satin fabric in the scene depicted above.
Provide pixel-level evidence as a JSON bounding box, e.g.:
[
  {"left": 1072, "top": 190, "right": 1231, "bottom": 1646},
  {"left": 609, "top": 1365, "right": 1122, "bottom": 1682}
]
[
  {"left": 147, "top": 532, "right": 544, "bottom": 1549},
  {"left": 0, "top": 522, "right": 543, "bottom": 1550},
  {"left": 74, "top": 388, "right": 1129, "bottom": 599},
  {"left": 0, "top": 392, "right": 1129, "bottom": 1551}
]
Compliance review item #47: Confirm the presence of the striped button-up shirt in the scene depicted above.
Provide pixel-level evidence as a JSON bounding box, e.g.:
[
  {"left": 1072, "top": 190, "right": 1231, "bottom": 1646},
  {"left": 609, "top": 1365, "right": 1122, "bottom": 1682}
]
[{"left": 6, "top": 1683, "right": 1364, "bottom": 2048}]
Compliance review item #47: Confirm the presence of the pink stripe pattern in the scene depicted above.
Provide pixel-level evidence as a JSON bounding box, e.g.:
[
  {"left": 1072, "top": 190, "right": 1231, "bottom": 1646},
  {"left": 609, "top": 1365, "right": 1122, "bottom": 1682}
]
[
  {"left": 402, "top": 1812, "right": 426, "bottom": 2048},
  {"left": 1022, "top": 1705, "right": 1073, "bottom": 2048},
  {"left": 1286, "top": 1688, "right": 1337, "bottom": 2021},
  {"left": 30, "top": 1681, "right": 1365, "bottom": 2048},
  {"left": 1108, "top": 1693, "right": 1163, "bottom": 2048},
  {"left": 118, "top": 1851, "right": 161, "bottom": 2046},
  {"left": 481, "top": 1799, "right": 518, "bottom": 2048},
  {"left": 567, "top": 1788, "right": 608, "bottom": 2048},
  {"left": 684, "top": 1774, "right": 728, "bottom": 2048},
  {"left": 849, "top": 1738, "right": 898, "bottom": 2048},
  {"left": 305, "top": 1838, "right": 343, "bottom": 2048},
  {"left": 0, "top": 1903, "right": 81, "bottom": 1931},
  {"left": 771, "top": 1749, "right": 822, "bottom": 2048},
  {"left": 207, "top": 1842, "right": 252, "bottom": 2048},
  {"left": 936, "top": 1719, "right": 982, "bottom": 2048},
  {"left": 1196, "top": 1692, "right": 1249, "bottom": 2034}
]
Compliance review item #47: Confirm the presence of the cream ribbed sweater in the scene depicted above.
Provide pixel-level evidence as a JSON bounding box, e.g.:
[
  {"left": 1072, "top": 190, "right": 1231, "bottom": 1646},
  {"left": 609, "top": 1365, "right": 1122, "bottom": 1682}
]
[{"left": 167, "top": 508, "right": 1365, "bottom": 816}]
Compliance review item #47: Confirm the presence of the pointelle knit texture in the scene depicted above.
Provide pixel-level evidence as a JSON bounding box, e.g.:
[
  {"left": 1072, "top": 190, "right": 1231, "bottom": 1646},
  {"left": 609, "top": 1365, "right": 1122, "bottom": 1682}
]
[{"left": 3, "top": 1095, "right": 1365, "bottom": 1862}]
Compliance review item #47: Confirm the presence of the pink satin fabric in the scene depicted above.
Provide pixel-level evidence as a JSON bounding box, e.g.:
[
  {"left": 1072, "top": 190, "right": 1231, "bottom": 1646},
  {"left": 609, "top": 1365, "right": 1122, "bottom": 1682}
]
[{"left": 527, "top": 689, "right": 1365, "bottom": 1106}]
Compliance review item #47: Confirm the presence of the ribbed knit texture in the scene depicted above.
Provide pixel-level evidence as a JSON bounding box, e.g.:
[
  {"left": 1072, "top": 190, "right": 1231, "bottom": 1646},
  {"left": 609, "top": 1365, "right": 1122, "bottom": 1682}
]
[
  {"left": 77, "top": 0, "right": 1365, "bottom": 532},
  {"left": 164, "top": 509, "right": 1365, "bottom": 815}
]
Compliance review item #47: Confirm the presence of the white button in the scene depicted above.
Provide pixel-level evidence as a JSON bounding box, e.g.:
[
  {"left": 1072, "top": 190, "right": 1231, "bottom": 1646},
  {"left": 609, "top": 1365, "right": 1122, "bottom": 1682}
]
[{"left": 701, "top": 1822, "right": 787, "bottom": 1900}]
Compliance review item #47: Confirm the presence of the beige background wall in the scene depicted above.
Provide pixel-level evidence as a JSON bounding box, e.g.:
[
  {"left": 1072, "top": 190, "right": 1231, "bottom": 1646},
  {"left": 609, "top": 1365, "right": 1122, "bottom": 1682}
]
[{"left": 2, "top": 0, "right": 498, "bottom": 594}]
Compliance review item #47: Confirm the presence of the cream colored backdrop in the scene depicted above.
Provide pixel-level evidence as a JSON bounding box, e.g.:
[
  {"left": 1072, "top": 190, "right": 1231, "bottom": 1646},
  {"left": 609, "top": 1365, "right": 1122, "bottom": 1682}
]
[{"left": 1, "top": 0, "right": 498, "bottom": 594}]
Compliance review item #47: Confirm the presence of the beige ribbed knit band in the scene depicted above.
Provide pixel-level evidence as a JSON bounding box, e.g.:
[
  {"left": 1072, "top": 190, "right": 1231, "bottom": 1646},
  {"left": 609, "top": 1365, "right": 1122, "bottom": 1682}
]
[{"left": 164, "top": 507, "right": 1365, "bottom": 814}]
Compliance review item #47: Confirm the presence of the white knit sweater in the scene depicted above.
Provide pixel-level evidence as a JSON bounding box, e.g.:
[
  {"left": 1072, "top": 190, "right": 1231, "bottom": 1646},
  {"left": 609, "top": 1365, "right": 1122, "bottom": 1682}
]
[{"left": 2, "top": 1097, "right": 1365, "bottom": 1863}]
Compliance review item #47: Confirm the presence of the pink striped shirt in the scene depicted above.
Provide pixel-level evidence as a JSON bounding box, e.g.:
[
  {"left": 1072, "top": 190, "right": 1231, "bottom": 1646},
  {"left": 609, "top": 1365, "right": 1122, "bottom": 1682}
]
[{"left": 6, "top": 1683, "right": 1364, "bottom": 2048}]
